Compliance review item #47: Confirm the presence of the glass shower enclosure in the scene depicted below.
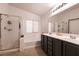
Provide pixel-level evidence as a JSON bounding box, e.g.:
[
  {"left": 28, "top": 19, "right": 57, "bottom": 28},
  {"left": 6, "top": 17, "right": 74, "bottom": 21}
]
[{"left": 0, "top": 14, "right": 20, "bottom": 51}]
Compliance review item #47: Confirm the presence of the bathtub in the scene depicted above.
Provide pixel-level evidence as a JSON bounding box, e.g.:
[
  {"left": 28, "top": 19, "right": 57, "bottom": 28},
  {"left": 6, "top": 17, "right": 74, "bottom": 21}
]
[{"left": 20, "top": 33, "right": 41, "bottom": 51}]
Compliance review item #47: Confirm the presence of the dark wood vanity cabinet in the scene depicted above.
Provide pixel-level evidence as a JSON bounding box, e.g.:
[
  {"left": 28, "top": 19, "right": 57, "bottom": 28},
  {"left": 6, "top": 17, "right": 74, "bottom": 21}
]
[
  {"left": 41, "top": 35, "right": 48, "bottom": 54},
  {"left": 53, "top": 38, "right": 62, "bottom": 56},
  {"left": 47, "top": 37, "right": 62, "bottom": 56},
  {"left": 63, "top": 42, "right": 79, "bottom": 56},
  {"left": 47, "top": 37, "right": 53, "bottom": 56},
  {"left": 41, "top": 34, "right": 79, "bottom": 56},
  {"left": 41, "top": 35, "right": 44, "bottom": 50},
  {"left": 41, "top": 35, "right": 62, "bottom": 56},
  {"left": 43, "top": 35, "right": 48, "bottom": 54}
]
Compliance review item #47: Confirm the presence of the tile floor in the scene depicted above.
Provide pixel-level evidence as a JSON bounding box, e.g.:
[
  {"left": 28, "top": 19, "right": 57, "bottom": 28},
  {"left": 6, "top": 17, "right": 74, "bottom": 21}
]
[{"left": 0, "top": 46, "right": 46, "bottom": 56}]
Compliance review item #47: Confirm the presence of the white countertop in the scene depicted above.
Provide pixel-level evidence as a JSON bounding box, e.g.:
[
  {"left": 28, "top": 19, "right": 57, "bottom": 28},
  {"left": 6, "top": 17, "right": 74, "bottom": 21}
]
[{"left": 42, "top": 33, "right": 79, "bottom": 45}]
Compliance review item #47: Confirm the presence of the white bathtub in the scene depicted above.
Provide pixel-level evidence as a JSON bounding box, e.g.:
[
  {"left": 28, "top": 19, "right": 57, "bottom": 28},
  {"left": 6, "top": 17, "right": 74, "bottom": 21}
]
[
  {"left": 24, "top": 33, "right": 41, "bottom": 43},
  {"left": 20, "top": 33, "right": 41, "bottom": 51}
]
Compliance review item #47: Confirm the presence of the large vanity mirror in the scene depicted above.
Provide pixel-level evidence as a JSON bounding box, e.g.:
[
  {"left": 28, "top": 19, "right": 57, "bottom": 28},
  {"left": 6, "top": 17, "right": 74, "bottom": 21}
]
[
  {"left": 53, "top": 18, "right": 79, "bottom": 34},
  {"left": 68, "top": 18, "right": 79, "bottom": 34}
]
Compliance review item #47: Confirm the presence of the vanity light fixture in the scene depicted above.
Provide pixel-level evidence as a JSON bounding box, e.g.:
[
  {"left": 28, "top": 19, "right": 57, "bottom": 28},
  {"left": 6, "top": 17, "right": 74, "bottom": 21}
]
[
  {"left": 53, "top": 3, "right": 67, "bottom": 12},
  {"left": 50, "top": 3, "right": 77, "bottom": 17}
]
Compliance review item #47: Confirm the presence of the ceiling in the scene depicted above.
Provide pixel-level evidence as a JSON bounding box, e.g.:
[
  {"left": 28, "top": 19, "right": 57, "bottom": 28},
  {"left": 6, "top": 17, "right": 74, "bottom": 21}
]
[{"left": 9, "top": 3, "right": 56, "bottom": 15}]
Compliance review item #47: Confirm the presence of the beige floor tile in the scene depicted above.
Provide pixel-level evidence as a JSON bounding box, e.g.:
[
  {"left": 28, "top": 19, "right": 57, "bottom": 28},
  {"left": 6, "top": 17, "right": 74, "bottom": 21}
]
[{"left": 0, "top": 46, "right": 46, "bottom": 56}]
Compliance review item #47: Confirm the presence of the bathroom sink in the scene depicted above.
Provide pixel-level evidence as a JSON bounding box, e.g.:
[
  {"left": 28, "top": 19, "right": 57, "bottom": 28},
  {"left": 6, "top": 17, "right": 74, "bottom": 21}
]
[
  {"left": 56, "top": 33, "right": 64, "bottom": 36},
  {"left": 62, "top": 35, "right": 79, "bottom": 40},
  {"left": 50, "top": 33, "right": 79, "bottom": 40},
  {"left": 61, "top": 36, "right": 70, "bottom": 39}
]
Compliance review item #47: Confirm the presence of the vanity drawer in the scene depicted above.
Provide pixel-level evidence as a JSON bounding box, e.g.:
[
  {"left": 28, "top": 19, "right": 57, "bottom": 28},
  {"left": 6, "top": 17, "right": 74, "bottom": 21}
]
[
  {"left": 43, "top": 35, "right": 47, "bottom": 39},
  {"left": 48, "top": 41, "right": 53, "bottom": 45},
  {"left": 48, "top": 37, "right": 53, "bottom": 41}
]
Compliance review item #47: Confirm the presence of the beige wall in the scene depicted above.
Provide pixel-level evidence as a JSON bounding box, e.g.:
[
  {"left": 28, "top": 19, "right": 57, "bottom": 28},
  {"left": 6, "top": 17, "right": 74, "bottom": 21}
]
[
  {"left": 8, "top": 5, "right": 41, "bottom": 42},
  {"left": 40, "top": 14, "right": 49, "bottom": 33},
  {"left": 51, "top": 4, "right": 79, "bottom": 33},
  {"left": 40, "top": 10, "right": 56, "bottom": 33},
  {"left": 0, "top": 3, "right": 8, "bottom": 14},
  {"left": 40, "top": 4, "right": 79, "bottom": 33},
  {"left": 0, "top": 3, "right": 41, "bottom": 46}
]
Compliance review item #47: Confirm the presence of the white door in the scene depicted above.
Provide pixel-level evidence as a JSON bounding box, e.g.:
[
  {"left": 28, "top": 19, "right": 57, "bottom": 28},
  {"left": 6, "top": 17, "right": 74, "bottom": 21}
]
[{"left": 1, "top": 15, "right": 20, "bottom": 50}]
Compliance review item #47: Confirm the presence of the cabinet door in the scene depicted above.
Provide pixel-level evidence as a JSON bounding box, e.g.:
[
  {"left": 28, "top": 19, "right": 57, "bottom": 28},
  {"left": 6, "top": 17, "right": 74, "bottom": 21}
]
[
  {"left": 41, "top": 35, "right": 48, "bottom": 54},
  {"left": 53, "top": 38, "right": 62, "bottom": 56},
  {"left": 63, "top": 42, "right": 79, "bottom": 56},
  {"left": 41, "top": 35, "right": 44, "bottom": 50},
  {"left": 48, "top": 37, "right": 53, "bottom": 56},
  {"left": 44, "top": 36, "right": 48, "bottom": 53}
]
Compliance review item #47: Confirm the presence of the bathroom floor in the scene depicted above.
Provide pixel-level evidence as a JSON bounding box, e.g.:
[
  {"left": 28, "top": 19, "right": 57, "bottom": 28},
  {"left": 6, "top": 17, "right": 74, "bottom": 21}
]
[{"left": 0, "top": 46, "right": 46, "bottom": 56}]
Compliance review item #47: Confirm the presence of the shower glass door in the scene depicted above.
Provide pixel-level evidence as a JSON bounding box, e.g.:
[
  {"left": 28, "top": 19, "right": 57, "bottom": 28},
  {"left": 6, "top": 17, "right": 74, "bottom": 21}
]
[{"left": 0, "top": 14, "right": 20, "bottom": 50}]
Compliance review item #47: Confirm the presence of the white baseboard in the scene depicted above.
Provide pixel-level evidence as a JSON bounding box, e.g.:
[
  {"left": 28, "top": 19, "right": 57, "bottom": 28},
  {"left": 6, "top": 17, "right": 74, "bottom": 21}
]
[{"left": 0, "top": 48, "right": 19, "bottom": 54}]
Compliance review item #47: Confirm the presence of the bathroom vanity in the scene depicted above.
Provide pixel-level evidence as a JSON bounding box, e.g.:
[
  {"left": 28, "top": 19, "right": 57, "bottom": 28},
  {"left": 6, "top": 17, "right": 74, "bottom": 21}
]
[{"left": 41, "top": 33, "right": 79, "bottom": 56}]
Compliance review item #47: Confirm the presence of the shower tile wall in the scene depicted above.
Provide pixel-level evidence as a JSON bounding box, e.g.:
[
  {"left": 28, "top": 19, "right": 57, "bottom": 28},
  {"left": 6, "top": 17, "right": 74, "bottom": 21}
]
[{"left": 0, "top": 14, "right": 20, "bottom": 50}]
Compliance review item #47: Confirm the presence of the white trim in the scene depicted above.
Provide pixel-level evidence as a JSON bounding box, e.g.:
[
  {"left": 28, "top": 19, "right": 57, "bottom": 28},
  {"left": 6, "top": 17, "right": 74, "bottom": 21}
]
[{"left": 0, "top": 48, "right": 19, "bottom": 54}]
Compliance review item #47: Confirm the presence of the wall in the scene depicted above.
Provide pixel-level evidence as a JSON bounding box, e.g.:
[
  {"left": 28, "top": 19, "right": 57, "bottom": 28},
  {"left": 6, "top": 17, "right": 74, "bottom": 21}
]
[
  {"left": 51, "top": 4, "right": 79, "bottom": 33},
  {"left": 0, "top": 3, "right": 41, "bottom": 34},
  {"left": 8, "top": 5, "right": 40, "bottom": 33},
  {"left": 8, "top": 5, "right": 41, "bottom": 43},
  {"left": 0, "top": 3, "right": 41, "bottom": 48},
  {"left": 0, "top": 3, "right": 9, "bottom": 14},
  {"left": 40, "top": 14, "right": 49, "bottom": 33},
  {"left": 40, "top": 4, "right": 79, "bottom": 33},
  {"left": 40, "top": 10, "right": 56, "bottom": 33}
]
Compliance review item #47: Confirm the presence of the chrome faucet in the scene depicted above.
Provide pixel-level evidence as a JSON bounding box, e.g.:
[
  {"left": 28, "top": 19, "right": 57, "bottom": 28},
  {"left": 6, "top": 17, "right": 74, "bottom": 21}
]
[{"left": 70, "top": 35, "right": 76, "bottom": 39}]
